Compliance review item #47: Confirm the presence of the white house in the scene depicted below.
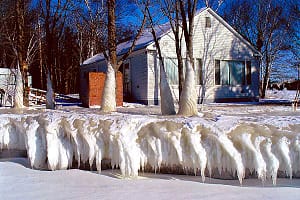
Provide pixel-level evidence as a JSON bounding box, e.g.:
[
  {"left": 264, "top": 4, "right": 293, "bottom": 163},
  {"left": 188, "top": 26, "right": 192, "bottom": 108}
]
[{"left": 80, "top": 8, "right": 260, "bottom": 105}]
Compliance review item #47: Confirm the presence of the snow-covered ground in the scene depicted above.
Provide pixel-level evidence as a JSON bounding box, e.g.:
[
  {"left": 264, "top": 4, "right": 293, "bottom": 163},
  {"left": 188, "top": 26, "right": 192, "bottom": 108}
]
[
  {"left": 265, "top": 89, "right": 297, "bottom": 102},
  {"left": 1, "top": 157, "right": 300, "bottom": 200},
  {"left": 0, "top": 90, "right": 299, "bottom": 199}
]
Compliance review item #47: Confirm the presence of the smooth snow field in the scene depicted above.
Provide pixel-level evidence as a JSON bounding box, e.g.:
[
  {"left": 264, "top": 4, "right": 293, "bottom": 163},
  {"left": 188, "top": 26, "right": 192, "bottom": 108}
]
[
  {"left": 1, "top": 157, "right": 300, "bottom": 200},
  {"left": 0, "top": 101, "right": 299, "bottom": 199}
]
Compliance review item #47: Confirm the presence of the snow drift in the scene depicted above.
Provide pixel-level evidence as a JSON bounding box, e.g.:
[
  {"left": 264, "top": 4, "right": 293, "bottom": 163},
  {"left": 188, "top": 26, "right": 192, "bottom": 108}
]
[{"left": 0, "top": 109, "right": 299, "bottom": 185}]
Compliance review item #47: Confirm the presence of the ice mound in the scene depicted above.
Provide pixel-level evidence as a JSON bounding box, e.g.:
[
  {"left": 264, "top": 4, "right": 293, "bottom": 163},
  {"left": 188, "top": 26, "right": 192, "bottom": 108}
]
[{"left": 0, "top": 110, "right": 299, "bottom": 185}]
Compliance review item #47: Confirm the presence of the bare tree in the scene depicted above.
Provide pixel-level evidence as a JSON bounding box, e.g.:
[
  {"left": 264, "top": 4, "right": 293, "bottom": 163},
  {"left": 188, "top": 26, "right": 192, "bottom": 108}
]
[
  {"left": 101, "top": 0, "right": 147, "bottom": 112},
  {"left": 145, "top": 4, "right": 176, "bottom": 115},
  {"left": 203, "top": 0, "right": 225, "bottom": 11},
  {"left": 161, "top": 0, "right": 185, "bottom": 98},
  {"left": 177, "top": 0, "right": 199, "bottom": 116},
  {"left": 40, "top": 0, "right": 73, "bottom": 108},
  {"left": 223, "top": 0, "right": 297, "bottom": 98},
  {"left": 0, "top": 0, "right": 39, "bottom": 108}
]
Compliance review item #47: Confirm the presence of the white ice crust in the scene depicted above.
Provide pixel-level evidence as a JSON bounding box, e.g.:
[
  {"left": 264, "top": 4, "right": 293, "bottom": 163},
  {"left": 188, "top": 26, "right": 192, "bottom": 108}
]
[
  {"left": 100, "top": 62, "right": 116, "bottom": 112},
  {"left": 13, "top": 66, "right": 23, "bottom": 108},
  {"left": 0, "top": 108, "right": 299, "bottom": 185},
  {"left": 178, "top": 60, "right": 198, "bottom": 116},
  {"left": 159, "top": 64, "right": 176, "bottom": 115},
  {"left": 46, "top": 73, "right": 55, "bottom": 109}
]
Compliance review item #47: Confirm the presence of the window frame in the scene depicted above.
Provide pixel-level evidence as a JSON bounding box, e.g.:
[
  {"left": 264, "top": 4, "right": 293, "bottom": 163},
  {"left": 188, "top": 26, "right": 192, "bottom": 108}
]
[
  {"left": 205, "top": 17, "right": 211, "bottom": 28},
  {"left": 164, "top": 57, "right": 203, "bottom": 86},
  {"left": 215, "top": 60, "right": 251, "bottom": 86}
]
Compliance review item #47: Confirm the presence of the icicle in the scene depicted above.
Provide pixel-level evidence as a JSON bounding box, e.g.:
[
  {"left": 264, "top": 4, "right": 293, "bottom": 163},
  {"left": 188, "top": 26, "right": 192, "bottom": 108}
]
[
  {"left": 238, "top": 133, "right": 266, "bottom": 182},
  {"left": 24, "top": 118, "right": 47, "bottom": 169},
  {"left": 0, "top": 111, "right": 300, "bottom": 184},
  {"left": 218, "top": 134, "right": 245, "bottom": 184},
  {"left": 95, "top": 133, "right": 104, "bottom": 173},
  {"left": 57, "top": 120, "right": 73, "bottom": 170},
  {"left": 261, "top": 138, "right": 279, "bottom": 185},
  {"left": 275, "top": 137, "right": 292, "bottom": 179},
  {"left": 254, "top": 136, "right": 267, "bottom": 182},
  {"left": 182, "top": 125, "right": 207, "bottom": 182},
  {"left": 291, "top": 138, "right": 300, "bottom": 173}
]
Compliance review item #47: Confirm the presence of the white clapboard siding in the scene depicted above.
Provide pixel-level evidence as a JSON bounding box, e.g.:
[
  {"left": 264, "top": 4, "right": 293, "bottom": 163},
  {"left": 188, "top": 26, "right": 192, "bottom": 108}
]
[{"left": 129, "top": 51, "right": 149, "bottom": 103}]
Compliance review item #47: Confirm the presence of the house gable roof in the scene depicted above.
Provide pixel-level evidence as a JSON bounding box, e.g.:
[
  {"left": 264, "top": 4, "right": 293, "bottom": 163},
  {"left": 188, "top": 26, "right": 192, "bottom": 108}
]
[
  {"left": 82, "top": 7, "right": 259, "bottom": 66},
  {"left": 205, "top": 8, "right": 259, "bottom": 55}
]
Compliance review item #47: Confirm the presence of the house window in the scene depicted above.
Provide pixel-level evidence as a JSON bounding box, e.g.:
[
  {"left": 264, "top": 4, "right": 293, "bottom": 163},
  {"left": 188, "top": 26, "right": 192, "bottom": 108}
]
[
  {"left": 205, "top": 17, "right": 211, "bottom": 28},
  {"left": 165, "top": 58, "right": 179, "bottom": 85},
  {"left": 215, "top": 60, "right": 251, "bottom": 86},
  {"left": 164, "top": 58, "right": 203, "bottom": 85}
]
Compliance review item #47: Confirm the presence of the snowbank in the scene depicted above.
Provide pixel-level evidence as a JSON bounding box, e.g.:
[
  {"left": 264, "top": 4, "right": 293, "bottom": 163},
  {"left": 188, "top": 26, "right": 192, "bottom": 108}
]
[{"left": 0, "top": 107, "right": 299, "bottom": 185}]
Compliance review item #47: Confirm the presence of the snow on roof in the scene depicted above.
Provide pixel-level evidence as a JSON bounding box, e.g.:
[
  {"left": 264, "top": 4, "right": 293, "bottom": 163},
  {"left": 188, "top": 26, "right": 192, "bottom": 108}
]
[
  {"left": 82, "top": 23, "right": 171, "bottom": 66},
  {"left": 82, "top": 7, "right": 223, "bottom": 66}
]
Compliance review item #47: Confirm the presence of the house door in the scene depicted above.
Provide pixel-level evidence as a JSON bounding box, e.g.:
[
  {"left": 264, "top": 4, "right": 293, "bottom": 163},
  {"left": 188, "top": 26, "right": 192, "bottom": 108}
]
[{"left": 120, "top": 62, "right": 131, "bottom": 101}]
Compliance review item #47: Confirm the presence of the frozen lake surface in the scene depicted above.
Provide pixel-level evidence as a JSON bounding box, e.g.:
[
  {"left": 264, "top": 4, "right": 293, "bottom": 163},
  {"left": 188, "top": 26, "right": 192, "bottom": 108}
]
[{"left": 0, "top": 157, "right": 300, "bottom": 200}]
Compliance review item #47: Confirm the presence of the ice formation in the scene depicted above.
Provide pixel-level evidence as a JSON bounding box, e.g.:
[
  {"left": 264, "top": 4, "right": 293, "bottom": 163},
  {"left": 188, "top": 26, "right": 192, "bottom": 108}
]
[
  {"left": 160, "top": 64, "right": 176, "bottom": 115},
  {"left": 0, "top": 110, "right": 299, "bottom": 185},
  {"left": 178, "top": 60, "right": 198, "bottom": 116},
  {"left": 46, "top": 73, "right": 55, "bottom": 109},
  {"left": 13, "top": 66, "right": 24, "bottom": 108},
  {"left": 101, "top": 61, "right": 116, "bottom": 112}
]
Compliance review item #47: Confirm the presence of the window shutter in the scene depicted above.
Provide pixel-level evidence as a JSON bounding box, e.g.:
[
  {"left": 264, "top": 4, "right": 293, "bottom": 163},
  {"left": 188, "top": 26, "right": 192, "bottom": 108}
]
[
  {"left": 199, "top": 59, "right": 203, "bottom": 85},
  {"left": 215, "top": 60, "right": 220, "bottom": 85},
  {"left": 246, "top": 61, "right": 251, "bottom": 85}
]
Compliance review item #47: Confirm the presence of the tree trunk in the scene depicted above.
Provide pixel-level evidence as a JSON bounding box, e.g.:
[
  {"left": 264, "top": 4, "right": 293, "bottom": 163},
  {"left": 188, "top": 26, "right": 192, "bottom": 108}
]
[
  {"left": 22, "top": 62, "right": 29, "bottom": 106},
  {"left": 176, "top": 37, "right": 184, "bottom": 97},
  {"left": 13, "top": 64, "right": 24, "bottom": 109},
  {"left": 101, "top": 61, "right": 116, "bottom": 112},
  {"left": 261, "top": 58, "right": 271, "bottom": 98},
  {"left": 107, "top": 0, "right": 117, "bottom": 66},
  {"left": 16, "top": 0, "right": 29, "bottom": 106},
  {"left": 146, "top": 7, "right": 175, "bottom": 115},
  {"left": 101, "top": 0, "right": 117, "bottom": 112},
  {"left": 175, "top": 1, "right": 184, "bottom": 97},
  {"left": 46, "top": 71, "right": 55, "bottom": 109},
  {"left": 178, "top": 0, "right": 198, "bottom": 116},
  {"left": 178, "top": 58, "right": 198, "bottom": 116},
  {"left": 160, "top": 63, "right": 176, "bottom": 115}
]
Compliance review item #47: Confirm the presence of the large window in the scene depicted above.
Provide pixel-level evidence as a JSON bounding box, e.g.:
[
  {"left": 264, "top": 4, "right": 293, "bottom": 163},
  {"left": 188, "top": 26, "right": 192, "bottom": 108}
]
[
  {"left": 164, "top": 58, "right": 203, "bottom": 85},
  {"left": 215, "top": 60, "right": 251, "bottom": 86}
]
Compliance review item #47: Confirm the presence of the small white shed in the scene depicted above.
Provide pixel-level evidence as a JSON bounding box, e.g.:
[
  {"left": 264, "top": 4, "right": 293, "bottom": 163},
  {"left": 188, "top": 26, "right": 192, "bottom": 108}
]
[{"left": 0, "top": 68, "right": 32, "bottom": 106}]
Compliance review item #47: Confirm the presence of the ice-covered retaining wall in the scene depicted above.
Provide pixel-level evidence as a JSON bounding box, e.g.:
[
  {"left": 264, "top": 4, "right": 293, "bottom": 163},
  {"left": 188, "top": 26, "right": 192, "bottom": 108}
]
[{"left": 0, "top": 110, "right": 299, "bottom": 185}]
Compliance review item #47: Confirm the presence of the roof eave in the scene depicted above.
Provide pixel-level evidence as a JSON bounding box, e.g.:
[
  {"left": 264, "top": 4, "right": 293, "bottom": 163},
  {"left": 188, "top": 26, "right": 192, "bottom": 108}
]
[{"left": 206, "top": 8, "right": 260, "bottom": 56}]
